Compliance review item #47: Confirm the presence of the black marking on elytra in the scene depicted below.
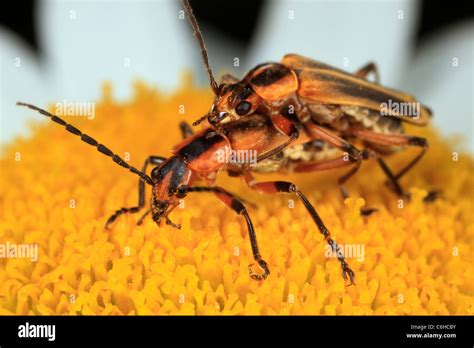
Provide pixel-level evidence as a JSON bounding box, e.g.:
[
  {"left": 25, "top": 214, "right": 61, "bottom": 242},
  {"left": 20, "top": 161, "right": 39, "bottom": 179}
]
[
  {"left": 338, "top": 83, "right": 406, "bottom": 106},
  {"left": 305, "top": 70, "right": 408, "bottom": 110}
]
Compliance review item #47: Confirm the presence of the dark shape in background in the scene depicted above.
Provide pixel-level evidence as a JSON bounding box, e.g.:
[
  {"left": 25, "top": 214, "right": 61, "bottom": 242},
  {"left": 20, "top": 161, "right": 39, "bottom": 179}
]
[
  {"left": 0, "top": 0, "right": 473, "bottom": 59},
  {"left": 0, "top": 0, "right": 37, "bottom": 51}
]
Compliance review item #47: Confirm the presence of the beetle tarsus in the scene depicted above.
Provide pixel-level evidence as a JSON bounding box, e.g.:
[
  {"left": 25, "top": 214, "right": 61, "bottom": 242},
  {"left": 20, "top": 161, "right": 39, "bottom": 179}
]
[
  {"left": 424, "top": 190, "right": 440, "bottom": 202},
  {"left": 360, "top": 207, "right": 378, "bottom": 216},
  {"left": 137, "top": 210, "right": 150, "bottom": 225},
  {"left": 248, "top": 259, "right": 270, "bottom": 281},
  {"left": 342, "top": 265, "right": 356, "bottom": 286},
  {"left": 165, "top": 217, "right": 181, "bottom": 229}
]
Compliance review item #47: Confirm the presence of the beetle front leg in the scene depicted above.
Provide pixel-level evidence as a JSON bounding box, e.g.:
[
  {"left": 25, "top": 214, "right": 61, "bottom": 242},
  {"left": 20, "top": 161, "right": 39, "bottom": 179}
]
[
  {"left": 105, "top": 155, "right": 166, "bottom": 229},
  {"left": 243, "top": 173, "right": 355, "bottom": 285},
  {"left": 186, "top": 186, "right": 270, "bottom": 281}
]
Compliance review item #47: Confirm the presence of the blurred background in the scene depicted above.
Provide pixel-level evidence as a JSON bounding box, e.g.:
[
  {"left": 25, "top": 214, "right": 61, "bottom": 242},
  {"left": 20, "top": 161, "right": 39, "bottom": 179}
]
[{"left": 0, "top": 0, "right": 473, "bottom": 149}]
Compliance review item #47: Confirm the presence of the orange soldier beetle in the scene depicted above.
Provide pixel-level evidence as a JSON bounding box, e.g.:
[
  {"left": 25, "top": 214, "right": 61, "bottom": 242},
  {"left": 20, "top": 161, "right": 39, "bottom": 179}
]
[{"left": 183, "top": 0, "right": 437, "bottom": 203}]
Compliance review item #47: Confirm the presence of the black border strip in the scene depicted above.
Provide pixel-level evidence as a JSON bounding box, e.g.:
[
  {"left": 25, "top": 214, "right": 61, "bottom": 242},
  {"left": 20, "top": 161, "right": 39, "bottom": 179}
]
[{"left": 0, "top": 315, "right": 472, "bottom": 345}]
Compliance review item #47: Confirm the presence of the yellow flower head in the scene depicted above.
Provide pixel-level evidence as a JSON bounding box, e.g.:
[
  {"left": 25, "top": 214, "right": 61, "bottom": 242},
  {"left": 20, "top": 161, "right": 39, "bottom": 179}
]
[{"left": 1, "top": 77, "right": 473, "bottom": 315}]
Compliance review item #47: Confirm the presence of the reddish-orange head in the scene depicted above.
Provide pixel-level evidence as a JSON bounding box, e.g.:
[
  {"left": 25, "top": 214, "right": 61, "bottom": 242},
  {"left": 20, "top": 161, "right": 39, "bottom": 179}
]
[{"left": 199, "top": 63, "right": 299, "bottom": 127}]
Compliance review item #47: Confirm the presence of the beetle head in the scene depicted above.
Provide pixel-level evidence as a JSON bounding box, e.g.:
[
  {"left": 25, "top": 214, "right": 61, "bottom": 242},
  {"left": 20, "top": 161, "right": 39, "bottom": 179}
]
[
  {"left": 149, "top": 157, "right": 189, "bottom": 228},
  {"left": 205, "top": 82, "right": 262, "bottom": 126},
  {"left": 193, "top": 63, "right": 298, "bottom": 128}
]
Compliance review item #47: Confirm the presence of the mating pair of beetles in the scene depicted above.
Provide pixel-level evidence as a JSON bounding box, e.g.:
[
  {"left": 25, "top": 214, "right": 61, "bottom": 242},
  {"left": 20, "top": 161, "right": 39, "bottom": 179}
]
[{"left": 18, "top": 0, "right": 437, "bottom": 285}]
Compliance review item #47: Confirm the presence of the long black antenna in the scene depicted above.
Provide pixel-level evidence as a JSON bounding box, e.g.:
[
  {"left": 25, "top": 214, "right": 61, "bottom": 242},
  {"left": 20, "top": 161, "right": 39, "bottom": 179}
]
[
  {"left": 181, "top": 0, "right": 219, "bottom": 95},
  {"left": 17, "top": 102, "right": 155, "bottom": 186}
]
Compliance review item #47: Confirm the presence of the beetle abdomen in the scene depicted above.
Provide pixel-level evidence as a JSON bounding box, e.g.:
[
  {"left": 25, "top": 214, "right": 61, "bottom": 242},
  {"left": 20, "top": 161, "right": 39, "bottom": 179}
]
[{"left": 340, "top": 106, "right": 403, "bottom": 135}]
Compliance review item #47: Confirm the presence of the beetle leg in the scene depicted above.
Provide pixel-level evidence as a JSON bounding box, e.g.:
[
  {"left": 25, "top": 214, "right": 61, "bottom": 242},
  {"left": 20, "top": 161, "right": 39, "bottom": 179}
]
[
  {"left": 165, "top": 216, "right": 182, "bottom": 229},
  {"left": 292, "top": 154, "right": 355, "bottom": 172},
  {"left": 137, "top": 209, "right": 151, "bottom": 225},
  {"left": 337, "top": 157, "right": 378, "bottom": 215},
  {"left": 297, "top": 121, "right": 375, "bottom": 214},
  {"left": 256, "top": 115, "right": 299, "bottom": 162},
  {"left": 243, "top": 173, "right": 356, "bottom": 285},
  {"left": 376, "top": 157, "right": 408, "bottom": 197},
  {"left": 291, "top": 151, "right": 360, "bottom": 198},
  {"left": 355, "top": 62, "right": 380, "bottom": 83},
  {"left": 106, "top": 155, "right": 166, "bottom": 229},
  {"left": 377, "top": 156, "right": 438, "bottom": 202},
  {"left": 151, "top": 201, "right": 181, "bottom": 229},
  {"left": 179, "top": 121, "right": 194, "bottom": 139},
  {"left": 179, "top": 184, "right": 256, "bottom": 208},
  {"left": 292, "top": 153, "right": 376, "bottom": 216},
  {"left": 352, "top": 129, "right": 438, "bottom": 201},
  {"left": 186, "top": 186, "right": 269, "bottom": 281},
  {"left": 305, "top": 121, "right": 363, "bottom": 161}
]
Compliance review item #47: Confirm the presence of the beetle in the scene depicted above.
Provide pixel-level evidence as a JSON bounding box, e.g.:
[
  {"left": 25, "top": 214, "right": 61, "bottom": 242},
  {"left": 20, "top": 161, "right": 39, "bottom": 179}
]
[
  {"left": 16, "top": 101, "right": 357, "bottom": 284},
  {"left": 182, "top": 0, "right": 437, "bottom": 203}
]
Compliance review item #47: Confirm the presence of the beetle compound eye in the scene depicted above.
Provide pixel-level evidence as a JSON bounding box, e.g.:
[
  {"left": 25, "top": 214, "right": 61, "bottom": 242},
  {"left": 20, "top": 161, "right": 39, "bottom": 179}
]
[
  {"left": 175, "top": 185, "right": 188, "bottom": 199},
  {"left": 151, "top": 166, "right": 161, "bottom": 180},
  {"left": 235, "top": 101, "right": 252, "bottom": 116}
]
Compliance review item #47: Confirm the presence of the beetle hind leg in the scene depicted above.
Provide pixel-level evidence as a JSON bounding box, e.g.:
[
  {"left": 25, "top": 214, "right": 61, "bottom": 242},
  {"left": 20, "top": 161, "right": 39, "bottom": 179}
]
[
  {"left": 337, "top": 155, "right": 378, "bottom": 216},
  {"left": 292, "top": 150, "right": 377, "bottom": 216},
  {"left": 352, "top": 129, "right": 440, "bottom": 202},
  {"left": 378, "top": 156, "right": 440, "bottom": 202}
]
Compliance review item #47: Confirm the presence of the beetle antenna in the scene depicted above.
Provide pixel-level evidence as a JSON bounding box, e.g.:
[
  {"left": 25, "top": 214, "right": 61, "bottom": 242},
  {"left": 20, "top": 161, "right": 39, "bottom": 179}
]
[
  {"left": 181, "top": 0, "right": 219, "bottom": 96},
  {"left": 16, "top": 102, "right": 155, "bottom": 186}
]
